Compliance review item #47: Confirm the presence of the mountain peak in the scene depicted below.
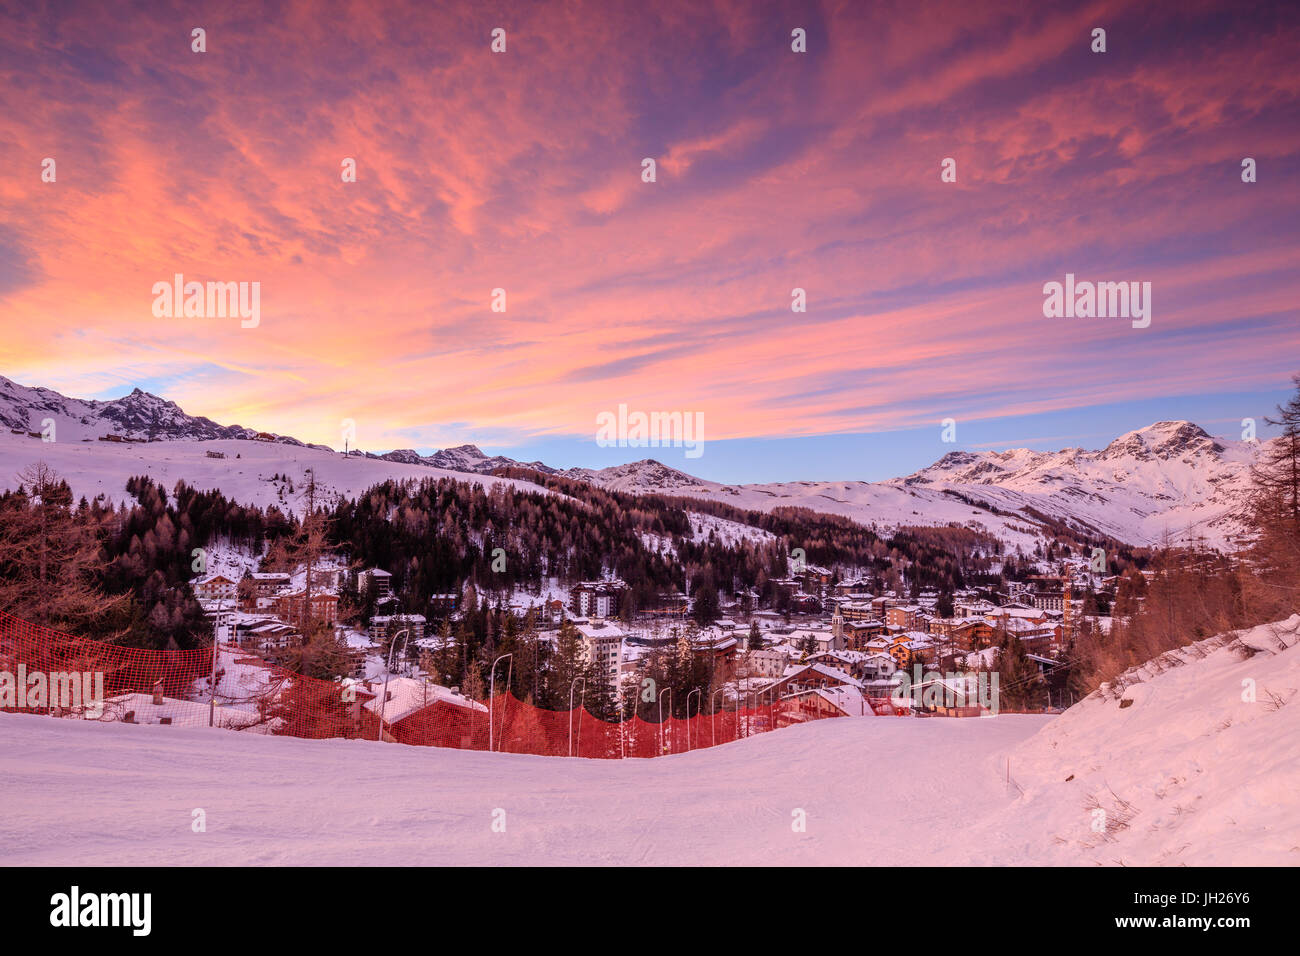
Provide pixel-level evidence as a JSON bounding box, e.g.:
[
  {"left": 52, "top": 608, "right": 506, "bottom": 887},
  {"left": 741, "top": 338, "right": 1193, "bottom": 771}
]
[
  {"left": 1103, "top": 420, "right": 1220, "bottom": 461},
  {"left": 439, "top": 443, "right": 486, "bottom": 458}
]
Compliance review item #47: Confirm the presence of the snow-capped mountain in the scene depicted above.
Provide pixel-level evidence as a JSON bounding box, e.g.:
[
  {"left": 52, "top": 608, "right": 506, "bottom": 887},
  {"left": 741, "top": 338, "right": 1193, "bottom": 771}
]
[
  {"left": 559, "top": 458, "right": 713, "bottom": 493},
  {"left": 0, "top": 375, "right": 311, "bottom": 446},
  {"left": 373, "top": 443, "right": 557, "bottom": 475},
  {"left": 0, "top": 375, "right": 1265, "bottom": 548},
  {"left": 550, "top": 421, "right": 1263, "bottom": 549},
  {"left": 887, "top": 421, "right": 1260, "bottom": 547}
]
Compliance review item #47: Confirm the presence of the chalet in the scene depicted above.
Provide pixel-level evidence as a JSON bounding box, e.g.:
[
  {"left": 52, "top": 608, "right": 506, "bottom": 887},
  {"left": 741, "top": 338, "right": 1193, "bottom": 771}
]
[
  {"left": 233, "top": 618, "right": 301, "bottom": 656},
  {"left": 862, "top": 652, "right": 898, "bottom": 680},
  {"left": 644, "top": 591, "right": 689, "bottom": 617},
  {"left": 771, "top": 662, "right": 864, "bottom": 696},
  {"left": 897, "top": 631, "right": 939, "bottom": 666},
  {"left": 833, "top": 578, "right": 873, "bottom": 598},
  {"left": 193, "top": 574, "right": 238, "bottom": 602},
  {"left": 689, "top": 634, "right": 739, "bottom": 672},
  {"left": 788, "top": 627, "right": 843, "bottom": 655},
  {"left": 953, "top": 599, "right": 997, "bottom": 618},
  {"left": 360, "top": 676, "right": 487, "bottom": 748},
  {"left": 807, "top": 649, "right": 868, "bottom": 679},
  {"left": 783, "top": 685, "right": 870, "bottom": 720},
  {"left": 306, "top": 566, "right": 344, "bottom": 590},
  {"left": 907, "top": 672, "right": 990, "bottom": 717},
  {"left": 769, "top": 577, "right": 800, "bottom": 601}
]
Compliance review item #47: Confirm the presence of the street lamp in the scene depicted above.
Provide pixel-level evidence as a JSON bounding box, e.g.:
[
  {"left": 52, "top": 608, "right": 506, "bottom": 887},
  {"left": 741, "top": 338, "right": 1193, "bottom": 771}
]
[
  {"left": 568, "top": 676, "right": 587, "bottom": 757},
  {"left": 376, "top": 627, "right": 411, "bottom": 742},
  {"left": 658, "top": 687, "right": 672, "bottom": 755},
  {"left": 488, "top": 653, "right": 513, "bottom": 752},
  {"left": 208, "top": 594, "right": 226, "bottom": 728},
  {"left": 686, "top": 687, "right": 701, "bottom": 750},
  {"left": 710, "top": 687, "right": 725, "bottom": 747},
  {"left": 619, "top": 681, "right": 631, "bottom": 760}
]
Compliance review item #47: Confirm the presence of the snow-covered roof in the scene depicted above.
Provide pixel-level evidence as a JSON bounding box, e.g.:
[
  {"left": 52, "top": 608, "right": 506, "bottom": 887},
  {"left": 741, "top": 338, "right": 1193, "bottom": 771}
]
[
  {"left": 785, "top": 663, "right": 864, "bottom": 689},
  {"left": 361, "top": 677, "right": 487, "bottom": 724},
  {"left": 810, "top": 685, "right": 870, "bottom": 716},
  {"left": 102, "top": 693, "right": 273, "bottom": 732}
]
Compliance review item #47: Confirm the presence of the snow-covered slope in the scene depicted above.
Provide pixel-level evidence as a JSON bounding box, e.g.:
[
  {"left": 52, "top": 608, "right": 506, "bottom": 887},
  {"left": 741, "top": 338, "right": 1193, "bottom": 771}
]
[
  {"left": 560, "top": 461, "right": 1054, "bottom": 553},
  {"left": 561, "top": 422, "right": 1263, "bottom": 549},
  {"left": 890, "top": 421, "right": 1261, "bottom": 548},
  {"left": 377, "top": 443, "right": 557, "bottom": 475},
  {"left": 0, "top": 375, "right": 311, "bottom": 446},
  {"left": 964, "top": 615, "right": 1300, "bottom": 865},
  {"left": 3, "top": 618, "right": 1296, "bottom": 865},
  {"left": 0, "top": 708, "right": 1047, "bottom": 866},
  {"left": 0, "top": 431, "right": 552, "bottom": 515},
  {"left": 0, "top": 375, "right": 1262, "bottom": 547}
]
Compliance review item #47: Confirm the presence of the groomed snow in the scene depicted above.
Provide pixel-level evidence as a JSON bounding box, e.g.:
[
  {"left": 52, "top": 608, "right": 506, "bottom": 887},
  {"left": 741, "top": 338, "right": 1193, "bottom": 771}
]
[
  {"left": 3, "top": 617, "right": 1297, "bottom": 866},
  {"left": 0, "top": 711, "right": 1046, "bottom": 866}
]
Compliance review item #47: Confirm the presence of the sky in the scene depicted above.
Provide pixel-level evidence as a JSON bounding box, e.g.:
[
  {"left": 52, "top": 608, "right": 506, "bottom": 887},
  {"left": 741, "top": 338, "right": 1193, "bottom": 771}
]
[{"left": 1, "top": 0, "right": 1298, "bottom": 483}]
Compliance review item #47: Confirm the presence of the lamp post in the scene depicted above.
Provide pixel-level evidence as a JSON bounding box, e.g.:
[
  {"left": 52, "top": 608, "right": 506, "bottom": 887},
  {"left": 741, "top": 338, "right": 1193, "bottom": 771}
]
[
  {"left": 376, "top": 627, "right": 411, "bottom": 742},
  {"left": 568, "top": 676, "right": 586, "bottom": 757},
  {"left": 619, "top": 681, "right": 628, "bottom": 760},
  {"left": 710, "top": 687, "right": 725, "bottom": 747},
  {"left": 488, "top": 653, "right": 513, "bottom": 752},
  {"left": 761, "top": 684, "right": 778, "bottom": 732},
  {"left": 658, "top": 687, "right": 672, "bottom": 755},
  {"left": 208, "top": 595, "right": 226, "bottom": 728},
  {"left": 686, "top": 687, "right": 701, "bottom": 750}
]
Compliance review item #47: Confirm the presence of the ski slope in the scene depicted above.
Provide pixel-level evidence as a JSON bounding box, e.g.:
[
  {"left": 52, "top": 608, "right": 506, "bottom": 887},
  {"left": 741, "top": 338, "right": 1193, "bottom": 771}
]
[
  {"left": 3, "top": 617, "right": 1297, "bottom": 866},
  {"left": 0, "top": 711, "right": 1045, "bottom": 866}
]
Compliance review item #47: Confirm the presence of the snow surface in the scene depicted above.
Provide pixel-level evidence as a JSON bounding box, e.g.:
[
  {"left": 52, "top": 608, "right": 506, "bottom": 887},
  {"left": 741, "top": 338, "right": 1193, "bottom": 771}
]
[
  {"left": 970, "top": 616, "right": 1300, "bottom": 866},
  {"left": 0, "top": 431, "right": 555, "bottom": 516},
  {"left": 0, "top": 709, "right": 1046, "bottom": 866},
  {"left": 4, "top": 618, "right": 1298, "bottom": 865},
  {"left": 566, "top": 422, "right": 1264, "bottom": 549}
]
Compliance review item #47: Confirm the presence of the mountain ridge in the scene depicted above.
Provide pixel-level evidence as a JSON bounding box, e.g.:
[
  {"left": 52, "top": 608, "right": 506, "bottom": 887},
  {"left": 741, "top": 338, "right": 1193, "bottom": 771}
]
[{"left": 0, "top": 374, "right": 1264, "bottom": 548}]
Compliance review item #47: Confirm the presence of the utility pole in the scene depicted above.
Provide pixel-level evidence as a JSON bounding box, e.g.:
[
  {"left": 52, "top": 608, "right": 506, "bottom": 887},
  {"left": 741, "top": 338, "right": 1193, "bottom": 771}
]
[
  {"left": 376, "top": 627, "right": 411, "bottom": 742},
  {"left": 208, "top": 595, "right": 225, "bottom": 728},
  {"left": 302, "top": 468, "right": 317, "bottom": 632}
]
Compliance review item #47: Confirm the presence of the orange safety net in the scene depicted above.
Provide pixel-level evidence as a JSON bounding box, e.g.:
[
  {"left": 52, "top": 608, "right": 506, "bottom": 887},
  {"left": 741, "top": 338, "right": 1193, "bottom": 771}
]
[{"left": 0, "top": 611, "right": 851, "bottom": 758}]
